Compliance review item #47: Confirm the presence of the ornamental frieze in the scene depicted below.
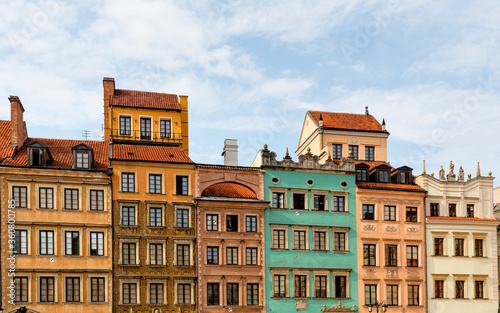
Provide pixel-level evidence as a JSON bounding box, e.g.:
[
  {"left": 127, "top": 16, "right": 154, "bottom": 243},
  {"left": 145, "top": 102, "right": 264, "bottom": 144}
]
[
  {"left": 322, "top": 301, "right": 357, "bottom": 312},
  {"left": 362, "top": 224, "right": 377, "bottom": 232},
  {"left": 359, "top": 197, "right": 421, "bottom": 205}
]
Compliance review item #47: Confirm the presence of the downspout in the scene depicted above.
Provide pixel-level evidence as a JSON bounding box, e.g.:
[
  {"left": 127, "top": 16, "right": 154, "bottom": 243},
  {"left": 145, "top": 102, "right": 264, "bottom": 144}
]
[{"left": 194, "top": 199, "right": 199, "bottom": 313}]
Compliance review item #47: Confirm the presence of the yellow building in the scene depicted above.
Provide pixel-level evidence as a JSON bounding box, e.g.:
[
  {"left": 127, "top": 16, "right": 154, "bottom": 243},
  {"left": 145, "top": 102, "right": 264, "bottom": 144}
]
[{"left": 0, "top": 97, "right": 113, "bottom": 313}]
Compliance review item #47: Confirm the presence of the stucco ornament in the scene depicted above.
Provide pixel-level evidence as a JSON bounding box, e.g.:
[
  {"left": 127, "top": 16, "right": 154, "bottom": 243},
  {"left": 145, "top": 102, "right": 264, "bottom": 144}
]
[
  {"left": 322, "top": 301, "right": 357, "bottom": 312},
  {"left": 439, "top": 166, "right": 445, "bottom": 180},
  {"left": 295, "top": 300, "right": 308, "bottom": 310}
]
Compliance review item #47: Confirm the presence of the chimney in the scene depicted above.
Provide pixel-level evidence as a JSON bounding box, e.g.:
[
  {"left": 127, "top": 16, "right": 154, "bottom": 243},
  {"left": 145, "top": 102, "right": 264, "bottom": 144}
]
[
  {"left": 9, "top": 96, "right": 27, "bottom": 148},
  {"left": 365, "top": 106, "right": 370, "bottom": 115},
  {"left": 103, "top": 77, "right": 115, "bottom": 99},
  {"left": 103, "top": 77, "right": 115, "bottom": 141},
  {"left": 222, "top": 139, "right": 238, "bottom": 166},
  {"left": 318, "top": 114, "right": 323, "bottom": 127}
]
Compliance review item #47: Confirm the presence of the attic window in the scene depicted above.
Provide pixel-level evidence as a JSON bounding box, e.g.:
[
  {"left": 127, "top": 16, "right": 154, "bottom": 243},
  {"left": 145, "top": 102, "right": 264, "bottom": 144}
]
[
  {"left": 400, "top": 171, "right": 412, "bottom": 184},
  {"left": 378, "top": 170, "right": 389, "bottom": 183},
  {"left": 75, "top": 151, "right": 90, "bottom": 169},
  {"left": 31, "top": 148, "right": 45, "bottom": 166}
]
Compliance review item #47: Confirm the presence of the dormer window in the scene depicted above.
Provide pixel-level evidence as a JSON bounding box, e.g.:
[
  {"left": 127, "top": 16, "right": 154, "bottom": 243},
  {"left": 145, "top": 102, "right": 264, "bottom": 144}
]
[
  {"left": 394, "top": 166, "right": 413, "bottom": 184},
  {"left": 32, "top": 148, "right": 43, "bottom": 166},
  {"left": 378, "top": 170, "right": 389, "bottom": 183},
  {"left": 72, "top": 143, "right": 94, "bottom": 169},
  {"left": 75, "top": 151, "right": 90, "bottom": 169},
  {"left": 27, "top": 141, "right": 51, "bottom": 167},
  {"left": 356, "top": 163, "right": 370, "bottom": 182}
]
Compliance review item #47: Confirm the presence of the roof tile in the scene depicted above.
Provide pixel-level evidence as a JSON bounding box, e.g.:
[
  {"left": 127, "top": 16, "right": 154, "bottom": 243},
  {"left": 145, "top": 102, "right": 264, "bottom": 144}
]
[
  {"left": 0, "top": 120, "right": 16, "bottom": 161},
  {"left": 356, "top": 181, "right": 424, "bottom": 191},
  {"left": 112, "top": 144, "right": 193, "bottom": 163},
  {"left": 110, "top": 89, "right": 180, "bottom": 110},
  {"left": 309, "top": 111, "right": 385, "bottom": 132},
  {"left": 201, "top": 182, "right": 257, "bottom": 199}
]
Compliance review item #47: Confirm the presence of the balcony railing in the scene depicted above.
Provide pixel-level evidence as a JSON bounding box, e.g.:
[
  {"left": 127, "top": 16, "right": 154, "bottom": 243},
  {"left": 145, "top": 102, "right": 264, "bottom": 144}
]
[{"left": 108, "top": 129, "right": 183, "bottom": 144}]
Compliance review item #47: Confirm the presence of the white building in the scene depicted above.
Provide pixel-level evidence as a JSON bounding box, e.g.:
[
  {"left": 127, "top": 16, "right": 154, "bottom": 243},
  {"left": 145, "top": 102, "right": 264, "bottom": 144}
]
[{"left": 415, "top": 162, "right": 498, "bottom": 313}]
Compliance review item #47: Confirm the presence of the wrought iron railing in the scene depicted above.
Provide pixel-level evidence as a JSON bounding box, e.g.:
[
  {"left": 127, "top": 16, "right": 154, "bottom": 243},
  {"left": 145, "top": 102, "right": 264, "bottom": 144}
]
[{"left": 108, "top": 129, "right": 183, "bottom": 144}]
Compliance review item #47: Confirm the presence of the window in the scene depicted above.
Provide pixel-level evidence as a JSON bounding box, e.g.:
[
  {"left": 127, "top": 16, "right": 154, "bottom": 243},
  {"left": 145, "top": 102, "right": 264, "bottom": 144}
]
[
  {"left": 313, "top": 194, "right": 326, "bottom": 211},
  {"left": 140, "top": 117, "right": 151, "bottom": 139},
  {"left": 14, "top": 230, "right": 27, "bottom": 254},
  {"left": 332, "top": 144, "right": 342, "bottom": 159},
  {"left": 122, "top": 206, "right": 135, "bottom": 226},
  {"left": 293, "top": 230, "right": 307, "bottom": 250},
  {"left": 91, "top": 277, "right": 105, "bottom": 302},
  {"left": 227, "top": 247, "right": 238, "bottom": 265},
  {"left": 64, "top": 188, "right": 79, "bottom": 210},
  {"left": 467, "top": 204, "right": 474, "bottom": 217},
  {"left": 430, "top": 203, "right": 439, "bottom": 217},
  {"left": 449, "top": 204, "right": 456, "bottom": 217},
  {"left": 314, "top": 231, "right": 327, "bottom": 251},
  {"left": 207, "top": 283, "right": 219, "bottom": 305},
  {"left": 334, "top": 232, "right": 346, "bottom": 251},
  {"left": 333, "top": 196, "right": 345, "bottom": 212},
  {"left": 65, "top": 277, "right": 80, "bottom": 302},
  {"left": 273, "top": 275, "right": 286, "bottom": 298},
  {"left": 293, "top": 193, "right": 305, "bottom": 210},
  {"left": 363, "top": 204, "right": 375, "bottom": 220},
  {"left": 406, "top": 207, "right": 418, "bottom": 222},
  {"left": 149, "top": 174, "right": 162, "bottom": 194},
  {"left": 385, "top": 244, "right": 397, "bottom": 266},
  {"left": 12, "top": 186, "right": 28, "bottom": 208},
  {"left": 176, "top": 208, "right": 189, "bottom": 228},
  {"left": 160, "top": 119, "right": 171, "bottom": 138},
  {"left": 455, "top": 280, "right": 465, "bottom": 298},
  {"left": 89, "top": 190, "right": 104, "bottom": 211},
  {"left": 455, "top": 238, "right": 464, "bottom": 256},
  {"left": 90, "top": 232, "right": 104, "bottom": 256},
  {"left": 365, "top": 284, "right": 376, "bottom": 305},
  {"left": 123, "top": 283, "right": 137, "bottom": 304},
  {"left": 39, "top": 230, "right": 54, "bottom": 255},
  {"left": 247, "top": 284, "right": 259, "bottom": 305},
  {"left": 207, "top": 246, "right": 219, "bottom": 265},
  {"left": 75, "top": 151, "right": 90, "bottom": 169},
  {"left": 246, "top": 216, "right": 257, "bottom": 232},
  {"left": 400, "top": 171, "right": 411, "bottom": 184},
  {"left": 349, "top": 145, "right": 358, "bottom": 160},
  {"left": 206, "top": 214, "right": 218, "bottom": 231},
  {"left": 408, "top": 285, "right": 419, "bottom": 306},
  {"left": 149, "top": 207, "right": 162, "bottom": 227},
  {"left": 363, "top": 244, "right": 376, "bottom": 266},
  {"left": 40, "top": 277, "right": 55, "bottom": 302},
  {"left": 227, "top": 283, "right": 239, "bottom": 305},
  {"left": 357, "top": 169, "right": 367, "bottom": 182},
  {"left": 435, "top": 280, "right": 444, "bottom": 298},
  {"left": 38, "top": 187, "right": 53, "bottom": 209},
  {"left": 178, "top": 283, "right": 191, "bottom": 304},
  {"left": 150, "top": 283, "right": 164, "bottom": 304},
  {"left": 272, "top": 192, "right": 285, "bottom": 209},
  {"left": 407, "top": 245, "right": 418, "bottom": 267},
  {"left": 434, "top": 238, "right": 444, "bottom": 256},
  {"left": 475, "top": 280, "right": 484, "bottom": 299},
  {"left": 365, "top": 146, "right": 374, "bottom": 161},
  {"left": 177, "top": 244, "right": 190, "bottom": 266},
  {"left": 335, "top": 276, "right": 347, "bottom": 298},
  {"left": 122, "top": 243, "right": 136, "bottom": 265},
  {"left": 273, "top": 229, "right": 286, "bottom": 249},
  {"left": 14, "top": 277, "right": 28, "bottom": 303},
  {"left": 387, "top": 285, "right": 398, "bottom": 306},
  {"left": 384, "top": 206, "right": 396, "bottom": 221},
  {"left": 315, "top": 276, "right": 327, "bottom": 298},
  {"left": 226, "top": 215, "right": 238, "bottom": 232},
  {"left": 378, "top": 170, "right": 389, "bottom": 183},
  {"left": 119, "top": 116, "right": 131, "bottom": 135},
  {"left": 65, "top": 231, "right": 79, "bottom": 255},
  {"left": 121, "top": 173, "right": 135, "bottom": 192},
  {"left": 474, "top": 239, "right": 483, "bottom": 257},
  {"left": 246, "top": 248, "right": 257, "bottom": 265},
  {"left": 176, "top": 176, "right": 189, "bottom": 195},
  {"left": 294, "top": 275, "right": 307, "bottom": 298},
  {"left": 150, "top": 243, "right": 163, "bottom": 265}
]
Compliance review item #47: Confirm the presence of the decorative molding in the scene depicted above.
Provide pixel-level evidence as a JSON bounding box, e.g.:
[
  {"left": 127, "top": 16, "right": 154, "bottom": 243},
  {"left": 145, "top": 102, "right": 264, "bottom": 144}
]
[
  {"left": 359, "top": 197, "right": 421, "bottom": 205},
  {"left": 385, "top": 225, "right": 397, "bottom": 233},
  {"left": 407, "top": 270, "right": 420, "bottom": 280},
  {"left": 406, "top": 226, "right": 419, "bottom": 234},
  {"left": 295, "top": 300, "right": 308, "bottom": 311},
  {"left": 363, "top": 225, "right": 377, "bottom": 232},
  {"left": 322, "top": 301, "right": 357, "bottom": 312}
]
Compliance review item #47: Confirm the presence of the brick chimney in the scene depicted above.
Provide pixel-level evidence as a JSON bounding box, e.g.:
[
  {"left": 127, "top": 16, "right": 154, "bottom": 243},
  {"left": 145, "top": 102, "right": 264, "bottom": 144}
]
[
  {"left": 103, "top": 77, "right": 115, "bottom": 140},
  {"left": 9, "top": 96, "right": 27, "bottom": 148}
]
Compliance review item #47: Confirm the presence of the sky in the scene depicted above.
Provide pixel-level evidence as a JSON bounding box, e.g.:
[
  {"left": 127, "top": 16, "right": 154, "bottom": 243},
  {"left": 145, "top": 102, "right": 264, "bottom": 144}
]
[{"left": 0, "top": 0, "right": 499, "bottom": 187}]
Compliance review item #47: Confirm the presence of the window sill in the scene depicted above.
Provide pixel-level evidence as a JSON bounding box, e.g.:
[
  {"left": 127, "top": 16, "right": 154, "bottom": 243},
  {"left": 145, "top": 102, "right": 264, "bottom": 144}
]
[
  {"left": 332, "top": 211, "right": 349, "bottom": 214},
  {"left": 312, "top": 249, "right": 329, "bottom": 253},
  {"left": 384, "top": 265, "right": 400, "bottom": 268},
  {"left": 174, "top": 265, "right": 194, "bottom": 268},
  {"left": 270, "top": 208, "right": 288, "bottom": 210},
  {"left": 89, "top": 255, "right": 107, "bottom": 258},
  {"left": 88, "top": 210, "right": 107, "bottom": 213},
  {"left": 119, "top": 303, "right": 141, "bottom": 306},
  {"left": 271, "top": 297, "right": 288, "bottom": 300},
  {"left": 271, "top": 248, "right": 289, "bottom": 251},
  {"left": 174, "top": 227, "right": 193, "bottom": 230},
  {"left": 292, "top": 249, "right": 309, "bottom": 252},
  {"left": 311, "top": 210, "right": 328, "bottom": 213},
  {"left": 431, "top": 255, "right": 448, "bottom": 257},
  {"left": 362, "top": 219, "right": 377, "bottom": 222},
  {"left": 37, "top": 208, "right": 55, "bottom": 210},
  {"left": 149, "top": 264, "right": 167, "bottom": 267},
  {"left": 37, "top": 255, "right": 56, "bottom": 257},
  {"left": 174, "top": 194, "right": 192, "bottom": 197},
  {"left": 292, "top": 297, "right": 309, "bottom": 300},
  {"left": 120, "top": 264, "right": 141, "bottom": 267},
  {"left": 146, "top": 193, "right": 165, "bottom": 195},
  {"left": 148, "top": 226, "right": 166, "bottom": 229},
  {"left": 64, "top": 255, "right": 83, "bottom": 258},
  {"left": 119, "top": 225, "right": 138, "bottom": 228},
  {"left": 118, "top": 191, "right": 139, "bottom": 194},
  {"left": 63, "top": 209, "right": 82, "bottom": 212},
  {"left": 37, "top": 302, "right": 59, "bottom": 304},
  {"left": 333, "top": 250, "right": 349, "bottom": 253},
  {"left": 472, "top": 256, "right": 487, "bottom": 258},
  {"left": 63, "top": 302, "right": 84, "bottom": 304}
]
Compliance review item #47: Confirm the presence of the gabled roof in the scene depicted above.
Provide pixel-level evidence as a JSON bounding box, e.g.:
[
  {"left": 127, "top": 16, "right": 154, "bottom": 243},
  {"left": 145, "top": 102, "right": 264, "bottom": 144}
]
[
  {"left": 111, "top": 144, "right": 193, "bottom": 163},
  {"left": 110, "top": 89, "right": 180, "bottom": 110},
  {"left": 356, "top": 161, "right": 395, "bottom": 171},
  {"left": 308, "top": 111, "right": 387, "bottom": 133},
  {"left": 201, "top": 182, "right": 257, "bottom": 199},
  {"left": 2, "top": 138, "right": 109, "bottom": 170}
]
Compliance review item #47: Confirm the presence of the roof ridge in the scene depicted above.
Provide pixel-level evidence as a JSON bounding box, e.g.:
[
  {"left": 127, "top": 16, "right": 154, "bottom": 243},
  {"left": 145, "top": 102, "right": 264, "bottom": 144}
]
[
  {"left": 115, "top": 88, "right": 177, "bottom": 96},
  {"left": 308, "top": 110, "right": 373, "bottom": 117}
]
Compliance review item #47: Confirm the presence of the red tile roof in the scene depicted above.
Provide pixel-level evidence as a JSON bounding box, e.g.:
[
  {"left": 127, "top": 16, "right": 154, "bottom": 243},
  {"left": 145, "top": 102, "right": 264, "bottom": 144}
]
[
  {"left": 201, "top": 182, "right": 257, "bottom": 199},
  {"left": 427, "top": 216, "right": 499, "bottom": 222},
  {"left": 112, "top": 144, "right": 193, "bottom": 163},
  {"left": 309, "top": 111, "right": 386, "bottom": 132},
  {"left": 2, "top": 138, "right": 109, "bottom": 170},
  {"left": 356, "top": 161, "right": 395, "bottom": 171},
  {"left": 356, "top": 181, "right": 425, "bottom": 191},
  {"left": 110, "top": 89, "right": 180, "bottom": 110},
  {"left": 0, "top": 120, "right": 16, "bottom": 161},
  {"left": 196, "top": 164, "right": 262, "bottom": 171}
]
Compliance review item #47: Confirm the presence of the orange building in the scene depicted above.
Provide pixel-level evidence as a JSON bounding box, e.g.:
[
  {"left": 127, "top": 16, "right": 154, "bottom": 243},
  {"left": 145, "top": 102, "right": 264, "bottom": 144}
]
[
  {"left": 0, "top": 97, "right": 113, "bottom": 313},
  {"left": 195, "top": 164, "right": 268, "bottom": 312}
]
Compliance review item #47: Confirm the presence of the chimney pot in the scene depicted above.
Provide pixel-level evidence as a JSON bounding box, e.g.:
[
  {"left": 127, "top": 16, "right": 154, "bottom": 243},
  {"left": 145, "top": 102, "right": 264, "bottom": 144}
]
[{"left": 222, "top": 139, "right": 238, "bottom": 166}]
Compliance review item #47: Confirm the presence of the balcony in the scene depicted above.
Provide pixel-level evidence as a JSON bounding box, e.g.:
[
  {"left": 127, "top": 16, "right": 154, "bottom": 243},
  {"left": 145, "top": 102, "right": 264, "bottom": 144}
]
[{"left": 108, "top": 129, "right": 183, "bottom": 145}]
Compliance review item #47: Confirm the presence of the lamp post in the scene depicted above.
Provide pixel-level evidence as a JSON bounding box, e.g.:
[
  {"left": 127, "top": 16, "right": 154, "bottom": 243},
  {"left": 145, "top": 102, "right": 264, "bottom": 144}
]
[{"left": 367, "top": 301, "right": 387, "bottom": 313}]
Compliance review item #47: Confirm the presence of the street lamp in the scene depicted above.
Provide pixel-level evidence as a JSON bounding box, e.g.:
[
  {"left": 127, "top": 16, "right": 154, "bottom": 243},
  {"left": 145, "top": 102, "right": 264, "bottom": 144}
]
[{"left": 367, "top": 301, "right": 387, "bottom": 313}]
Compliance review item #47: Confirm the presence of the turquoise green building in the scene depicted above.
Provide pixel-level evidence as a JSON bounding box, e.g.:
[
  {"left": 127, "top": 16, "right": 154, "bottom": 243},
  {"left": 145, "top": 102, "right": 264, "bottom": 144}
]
[{"left": 252, "top": 146, "right": 359, "bottom": 312}]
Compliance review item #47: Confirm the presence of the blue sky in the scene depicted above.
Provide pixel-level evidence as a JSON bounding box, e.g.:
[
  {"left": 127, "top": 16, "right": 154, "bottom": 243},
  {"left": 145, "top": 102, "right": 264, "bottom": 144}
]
[{"left": 1, "top": 0, "right": 499, "bottom": 187}]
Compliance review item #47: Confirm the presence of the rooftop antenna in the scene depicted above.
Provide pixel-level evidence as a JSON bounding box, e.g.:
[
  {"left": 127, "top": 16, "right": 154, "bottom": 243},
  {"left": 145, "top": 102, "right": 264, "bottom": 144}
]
[{"left": 82, "top": 130, "right": 91, "bottom": 140}]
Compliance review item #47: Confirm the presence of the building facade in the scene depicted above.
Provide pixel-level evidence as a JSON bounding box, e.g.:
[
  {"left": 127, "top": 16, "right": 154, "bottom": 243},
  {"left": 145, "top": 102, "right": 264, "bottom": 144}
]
[
  {"left": 195, "top": 164, "right": 268, "bottom": 312},
  {"left": 416, "top": 162, "right": 499, "bottom": 313},
  {"left": 253, "top": 146, "right": 358, "bottom": 312},
  {"left": 0, "top": 97, "right": 113, "bottom": 313}
]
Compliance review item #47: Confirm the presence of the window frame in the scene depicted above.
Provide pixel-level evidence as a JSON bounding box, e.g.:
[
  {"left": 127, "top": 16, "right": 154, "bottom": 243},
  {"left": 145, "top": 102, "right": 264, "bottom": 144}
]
[
  {"left": 89, "top": 231, "right": 105, "bottom": 256},
  {"left": 207, "top": 246, "right": 219, "bottom": 265},
  {"left": 271, "top": 226, "right": 288, "bottom": 250},
  {"left": 39, "top": 276, "right": 56, "bottom": 303},
  {"left": 363, "top": 244, "right": 376, "bottom": 266},
  {"left": 12, "top": 185, "right": 28, "bottom": 209},
  {"left": 90, "top": 276, "right": 106, "bottom": 303},
  {"left": 159, "top": 118, "right": 172, "bottom": 138},
  {"left": 362, "top": 204, "right": 375, "bottom": 220},
  {"left": 246, "top": 215, "right": 258, "bottom": 232},
  {"left": 206, "top": 214, "right": 218, "bottom": 231},
  {"left": 119, "top": 115, "right": 132, "bottom": 136},
  {"left": 148, "top": 173, "right": 162, "bottom": 194},
  {"left": 64, "top": 230, "right": 80, "bottom": 256},
  {"left": 38, "top": 186, "right": 54, "bottom": 209},
  {"left": 226, "top": 247, "right": 239, "bottom": 265},
  {"left": 65, "top": 276, "right": 81, "bottom": 303},
  {"left": 121, "top": 172, "right": 136, "bottom": 193},
  {"left": 384, "top": 205, "right": 396, "bottom": 221},
  {"left": 246, "top": 247, "right": 258, "bottom": 265},
  {"left": 63, "top": 188, "right": 80, "bottom": 210},
  {"left": 89, "top": 189, "right": 105, "bottom": 211},
  {"left": 406, "top": 207, "right": 418, "bottom": 222},
  {"left": 365, "top": 146, "right": 375, "bottom": 161},
  {"left": 139, "top": 116, "right": 152, "bottom": 140},
  {"left": 39, "top": 230, "right": 55, "bottom": 255},
  {"left": 349, "top": 145, "right": 358, "bottom": 160},
  {"left": 207, "top": 282, "right": 220, "bottom": 306},
  {"left": 175, "top": 175, "right": 189, "bottom": 195},
  {"left": 332, "top": 144, "right": 342, "bottom": 159}
]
